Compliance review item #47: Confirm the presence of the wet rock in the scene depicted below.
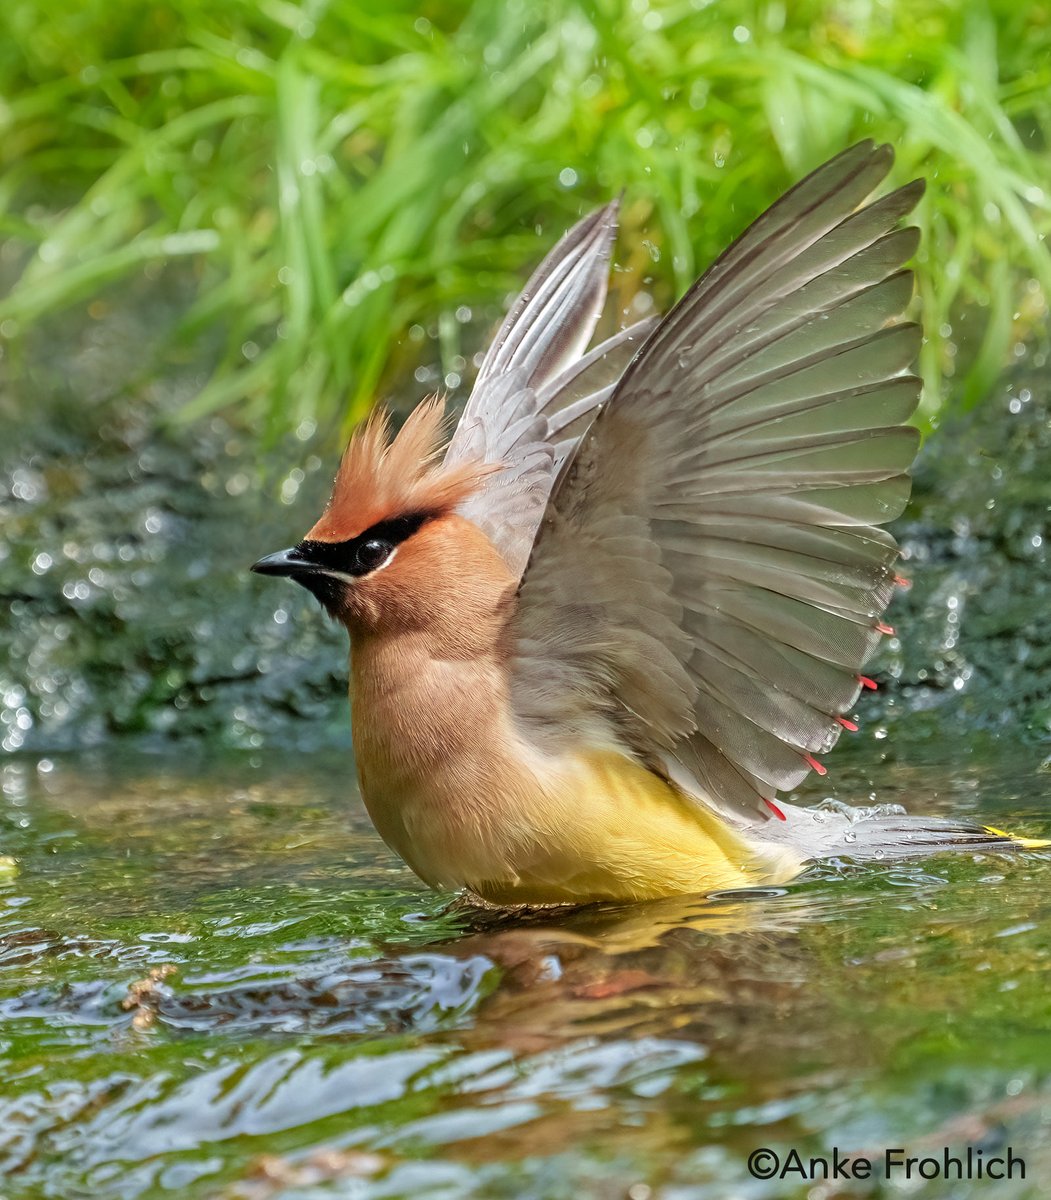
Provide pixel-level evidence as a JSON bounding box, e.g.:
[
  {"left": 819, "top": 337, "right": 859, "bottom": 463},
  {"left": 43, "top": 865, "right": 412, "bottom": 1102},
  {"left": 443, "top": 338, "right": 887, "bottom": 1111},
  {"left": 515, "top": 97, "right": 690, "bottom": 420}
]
[
  {"left": 3, "top": 284, "right": 1050, "bottom": 749},
  {"left": 1, "top": 280, "right": 352, "bottom": 751},
  {"left": 873, "top": 354, "right": 1051, "bottom": 741}
]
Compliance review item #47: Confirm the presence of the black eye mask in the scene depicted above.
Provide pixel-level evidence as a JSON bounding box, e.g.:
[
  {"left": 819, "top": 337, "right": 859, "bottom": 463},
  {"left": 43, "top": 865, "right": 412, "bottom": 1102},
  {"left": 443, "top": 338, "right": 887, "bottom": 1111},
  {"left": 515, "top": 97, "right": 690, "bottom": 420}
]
[{"left": 294, "top": 513, "right": 431, "bottom": 577}]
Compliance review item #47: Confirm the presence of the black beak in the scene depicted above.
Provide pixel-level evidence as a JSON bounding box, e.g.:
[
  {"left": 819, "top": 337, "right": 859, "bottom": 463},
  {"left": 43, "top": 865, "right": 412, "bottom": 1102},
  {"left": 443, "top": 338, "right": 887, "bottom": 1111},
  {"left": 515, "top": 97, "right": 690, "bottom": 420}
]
[
  {"left": 251, "top": 544, "right": 344, "bottom": 613},
  {"left": 250, "top": 548, "right": 311, "bottom": 577}
]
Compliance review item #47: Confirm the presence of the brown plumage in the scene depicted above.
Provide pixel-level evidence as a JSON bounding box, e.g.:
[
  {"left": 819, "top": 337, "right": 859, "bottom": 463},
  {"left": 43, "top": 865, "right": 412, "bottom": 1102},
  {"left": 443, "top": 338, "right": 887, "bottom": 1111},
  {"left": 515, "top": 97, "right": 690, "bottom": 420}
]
[{"left": 253, "top": 142, "right": 1046, "bottom": 905}]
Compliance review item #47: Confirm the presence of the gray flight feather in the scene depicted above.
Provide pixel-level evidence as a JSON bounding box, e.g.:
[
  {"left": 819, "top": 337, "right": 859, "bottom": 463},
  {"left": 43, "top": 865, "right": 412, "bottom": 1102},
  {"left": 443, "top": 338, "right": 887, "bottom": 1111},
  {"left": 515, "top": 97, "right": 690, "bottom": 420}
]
[
  {"left": 445, "top": 200, "right": 657, "bottom": 577},
  {"left": 509, "top": 141, "right": 925, "bottom": 824}
]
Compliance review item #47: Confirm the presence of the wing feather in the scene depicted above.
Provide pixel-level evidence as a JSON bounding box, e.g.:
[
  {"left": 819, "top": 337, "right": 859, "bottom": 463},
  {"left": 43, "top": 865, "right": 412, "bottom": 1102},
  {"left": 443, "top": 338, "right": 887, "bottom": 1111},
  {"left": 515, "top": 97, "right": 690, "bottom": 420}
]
[
  {"left": 509, "top": 141, "right": 924, "bottom": 822},
  {"left": 445, "top": 201, "right": 655, "bottom": 575}
]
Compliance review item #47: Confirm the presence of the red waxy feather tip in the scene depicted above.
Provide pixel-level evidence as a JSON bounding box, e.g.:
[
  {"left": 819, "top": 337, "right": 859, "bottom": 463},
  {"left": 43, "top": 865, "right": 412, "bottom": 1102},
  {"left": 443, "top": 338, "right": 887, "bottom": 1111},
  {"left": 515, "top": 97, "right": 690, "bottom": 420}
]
[
  {"left": 803, "top": 753, "right": 828, "bottom": 777},
  {"left": 765, "top": 799, "right": 787, "bottom": 821},
  {"left": 858, "top": 675, "right": 878, "bottom": 690},
  {"left": 876, "top": 622, "right": 895, "bottom": 636},
  {"left": 835, "top": 716, "right": 859, "bottom": 732}
]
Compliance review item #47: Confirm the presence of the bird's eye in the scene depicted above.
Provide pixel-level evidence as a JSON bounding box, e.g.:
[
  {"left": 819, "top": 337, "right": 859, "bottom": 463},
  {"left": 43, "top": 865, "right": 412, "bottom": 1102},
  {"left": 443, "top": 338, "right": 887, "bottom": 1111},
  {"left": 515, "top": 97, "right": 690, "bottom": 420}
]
[{"left": 354, "top": 539, "right": 392, "bottom": 573}]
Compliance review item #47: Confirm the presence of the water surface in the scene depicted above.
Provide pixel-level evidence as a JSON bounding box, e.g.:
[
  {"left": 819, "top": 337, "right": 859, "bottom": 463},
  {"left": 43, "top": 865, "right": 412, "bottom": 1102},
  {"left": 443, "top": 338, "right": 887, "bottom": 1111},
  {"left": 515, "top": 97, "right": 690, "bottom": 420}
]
[{"left": 2, "top": 743, "right": 1049, "bottom": 1199}]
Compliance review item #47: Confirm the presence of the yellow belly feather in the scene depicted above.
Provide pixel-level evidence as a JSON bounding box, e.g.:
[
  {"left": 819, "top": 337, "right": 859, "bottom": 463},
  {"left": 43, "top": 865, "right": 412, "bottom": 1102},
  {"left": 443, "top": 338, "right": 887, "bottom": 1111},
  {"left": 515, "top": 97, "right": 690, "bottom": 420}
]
[{"left": 470, "top": 750, "right": 800, "bottom": 905}]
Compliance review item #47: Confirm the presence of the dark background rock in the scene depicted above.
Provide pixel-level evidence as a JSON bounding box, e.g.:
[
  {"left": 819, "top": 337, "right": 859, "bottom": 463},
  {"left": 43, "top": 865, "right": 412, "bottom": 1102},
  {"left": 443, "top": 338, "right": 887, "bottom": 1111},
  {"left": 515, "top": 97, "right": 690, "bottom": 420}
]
[
  {"left": 0, "top": 276, "right": 351, "bottom": 753},
  {"left": 869, "top": 349, "right": 1051, "bottom": 746},
  {"left": 3, "top": 283, "right": 1049, "bottom": 754}
]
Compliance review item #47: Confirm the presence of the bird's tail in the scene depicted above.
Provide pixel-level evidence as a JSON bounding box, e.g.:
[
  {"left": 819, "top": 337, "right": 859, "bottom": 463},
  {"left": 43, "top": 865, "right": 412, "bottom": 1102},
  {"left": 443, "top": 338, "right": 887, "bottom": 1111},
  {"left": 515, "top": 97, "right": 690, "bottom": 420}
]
[
  {"left": 833, "top": 815, "right": 1049, "bottom": 860},
  {"left": 758, "top": 802, "right": 1049, "bottom": 866}
]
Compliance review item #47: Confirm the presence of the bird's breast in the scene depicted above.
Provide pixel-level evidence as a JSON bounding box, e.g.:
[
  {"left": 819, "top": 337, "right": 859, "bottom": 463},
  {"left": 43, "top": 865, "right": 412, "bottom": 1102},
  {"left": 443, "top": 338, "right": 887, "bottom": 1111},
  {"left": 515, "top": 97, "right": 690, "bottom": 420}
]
[{"left": 354, "top": 687, "right": 772, "bottom": 902}]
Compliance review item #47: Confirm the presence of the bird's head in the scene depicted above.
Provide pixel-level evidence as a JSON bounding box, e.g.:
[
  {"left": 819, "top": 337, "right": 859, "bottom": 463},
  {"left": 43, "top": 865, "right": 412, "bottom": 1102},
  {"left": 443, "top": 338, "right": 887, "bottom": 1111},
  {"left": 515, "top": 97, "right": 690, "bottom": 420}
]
[{"left": 252, "top": 397, "right": 509, "bottom": 639}]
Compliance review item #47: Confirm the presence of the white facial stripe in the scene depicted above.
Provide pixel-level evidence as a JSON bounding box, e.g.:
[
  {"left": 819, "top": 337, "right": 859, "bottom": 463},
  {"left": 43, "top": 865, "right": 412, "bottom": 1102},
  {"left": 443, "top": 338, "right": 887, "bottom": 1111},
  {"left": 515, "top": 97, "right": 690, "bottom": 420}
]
[{"left": 316, "top": 545, "right": 398, "bottom": 584}]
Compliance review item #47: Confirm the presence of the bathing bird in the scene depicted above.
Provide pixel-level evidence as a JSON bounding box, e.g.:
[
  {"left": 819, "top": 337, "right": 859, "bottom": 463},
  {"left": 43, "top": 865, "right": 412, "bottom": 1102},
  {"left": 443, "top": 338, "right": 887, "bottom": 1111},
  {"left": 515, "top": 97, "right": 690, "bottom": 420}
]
[{"left": 253, "top": 142, "right": 1043, "bottom": 904}]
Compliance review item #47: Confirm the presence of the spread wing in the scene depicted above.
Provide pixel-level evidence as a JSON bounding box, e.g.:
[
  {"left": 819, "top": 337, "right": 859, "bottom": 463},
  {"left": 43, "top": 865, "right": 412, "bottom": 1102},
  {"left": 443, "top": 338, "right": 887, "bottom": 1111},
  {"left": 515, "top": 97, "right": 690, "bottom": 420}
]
[
  {"left": 509, "top": 141, "right": 924, "bottom": 822},
  {"left": 445, "top": 201, "right": 656, "bottom": 577}
]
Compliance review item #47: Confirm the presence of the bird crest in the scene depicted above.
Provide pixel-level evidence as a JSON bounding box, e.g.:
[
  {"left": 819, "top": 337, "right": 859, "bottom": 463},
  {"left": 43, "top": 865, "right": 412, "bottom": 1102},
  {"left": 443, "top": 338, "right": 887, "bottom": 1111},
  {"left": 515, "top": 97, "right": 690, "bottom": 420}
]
[{"left": 306, "top": 396, "right": 494, "bottom": 542}]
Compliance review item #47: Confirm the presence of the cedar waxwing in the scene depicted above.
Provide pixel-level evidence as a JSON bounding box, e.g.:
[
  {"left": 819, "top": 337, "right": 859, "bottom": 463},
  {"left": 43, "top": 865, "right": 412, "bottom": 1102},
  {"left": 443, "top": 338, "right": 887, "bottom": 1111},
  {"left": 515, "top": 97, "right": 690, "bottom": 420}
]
[{"left": 253, "top": 142, "right": 1046, "bottom": 905}]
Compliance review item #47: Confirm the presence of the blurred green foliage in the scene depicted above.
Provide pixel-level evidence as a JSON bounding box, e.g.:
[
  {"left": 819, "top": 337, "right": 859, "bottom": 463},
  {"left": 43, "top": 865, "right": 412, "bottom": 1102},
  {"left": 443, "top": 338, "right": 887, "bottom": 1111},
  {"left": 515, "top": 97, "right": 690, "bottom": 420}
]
[{"left": 0, "top": 0, "right": 1049, "bottom": 437}]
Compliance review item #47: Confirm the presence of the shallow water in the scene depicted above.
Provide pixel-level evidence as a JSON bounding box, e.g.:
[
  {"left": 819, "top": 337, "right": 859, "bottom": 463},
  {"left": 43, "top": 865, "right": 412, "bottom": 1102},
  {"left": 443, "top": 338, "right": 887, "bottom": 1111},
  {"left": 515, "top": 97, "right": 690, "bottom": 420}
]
[{"left": 2, "top": 742, "right": 1050, "bottom": 1199}]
